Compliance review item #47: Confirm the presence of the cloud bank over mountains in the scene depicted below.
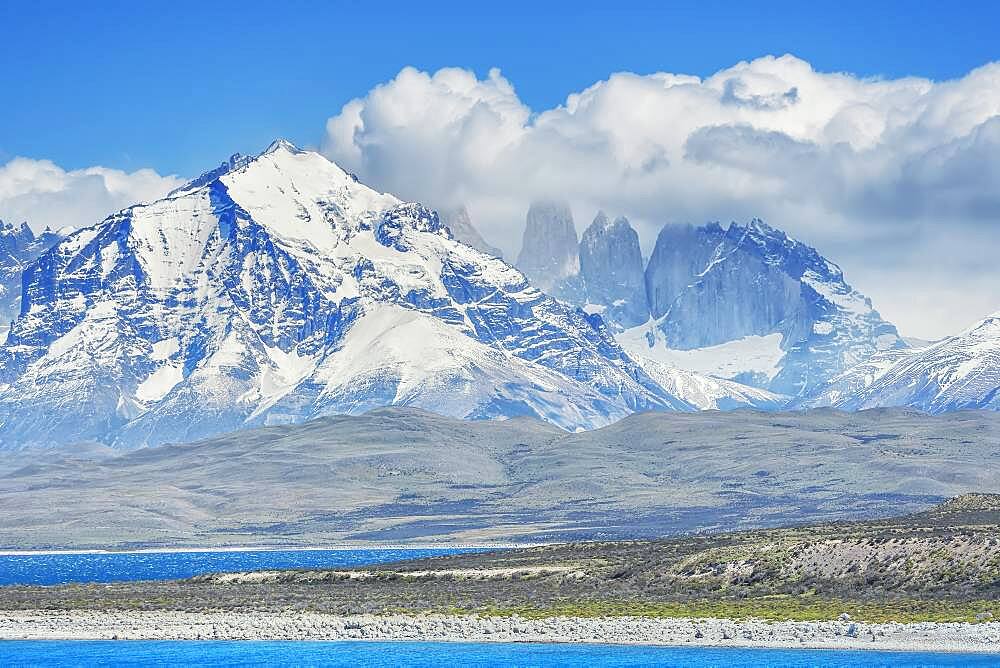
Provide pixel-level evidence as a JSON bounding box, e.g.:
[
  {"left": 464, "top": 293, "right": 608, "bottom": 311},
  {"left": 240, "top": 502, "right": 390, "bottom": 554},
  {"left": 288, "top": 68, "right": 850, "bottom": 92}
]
[
  {"left": 0, "top": 55, "right": 995, "bottom": 339},
  {"left": 0, "top": 157, "right": 182, "bottom": 233},
  {"left": 321, "top": 55, "right": 1000, "bottom": 339}
]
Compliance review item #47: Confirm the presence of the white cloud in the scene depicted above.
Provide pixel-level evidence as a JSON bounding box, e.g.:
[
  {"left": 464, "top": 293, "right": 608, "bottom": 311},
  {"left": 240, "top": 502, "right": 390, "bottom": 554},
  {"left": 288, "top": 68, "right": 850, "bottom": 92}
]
[
  {"left": 321, "top": 55, "right": 1000, "bottom": 339},
  {"left": 0, "top": 157, "right": 183, "bottom": 234}
]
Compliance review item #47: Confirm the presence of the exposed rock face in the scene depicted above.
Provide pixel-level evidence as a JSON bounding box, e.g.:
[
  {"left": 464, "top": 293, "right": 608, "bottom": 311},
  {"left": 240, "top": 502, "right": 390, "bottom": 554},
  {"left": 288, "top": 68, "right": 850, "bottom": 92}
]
[
  {"left": 0, "top": 221, "right": 35, "bottom": 259},
  {"left": 438, "top": 206, "right": 503, "bottom": 259},
  {"left": 512, "top": 200, "right": 903, "bottom": 398},
  {"left": 515, "top": 200, "right": 582, "bottom": 299},
  {"left": 0, "top": 221, "right": 64, "bottom": 338},
  {"left": 639, "top": 219, "right": 905, "bottom": 396},
  {"left": 578, "top": 213, "right": 648, "bottom": 329},
  {"left": 644, "top": 223, "right": 727, "bottom": 320},
  {"left": 655, "top": 221, "right": 810, "bottom": 350}
]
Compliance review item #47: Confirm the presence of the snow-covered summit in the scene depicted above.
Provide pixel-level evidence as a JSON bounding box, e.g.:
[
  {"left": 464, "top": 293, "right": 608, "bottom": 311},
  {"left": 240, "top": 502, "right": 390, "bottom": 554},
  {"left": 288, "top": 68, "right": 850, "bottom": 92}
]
[{"left": 0, "top": 141, "right": 707, "bottom": 449}]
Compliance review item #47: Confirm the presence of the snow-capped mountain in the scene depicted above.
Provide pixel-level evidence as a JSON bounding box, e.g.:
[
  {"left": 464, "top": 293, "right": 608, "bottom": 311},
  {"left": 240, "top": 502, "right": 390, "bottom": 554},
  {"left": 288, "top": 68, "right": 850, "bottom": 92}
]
[
  {"left": 633, "top": 218, "right": 906, "bottom": 397},
  {"left": 805, "top": 312, "right": 1000, "bottom": 412},
  {"left": 0, "top": 221, "right": 65, "bottom": 341},
  {"left": 0, "top": 140, "right": 709, "bottom": 449}
]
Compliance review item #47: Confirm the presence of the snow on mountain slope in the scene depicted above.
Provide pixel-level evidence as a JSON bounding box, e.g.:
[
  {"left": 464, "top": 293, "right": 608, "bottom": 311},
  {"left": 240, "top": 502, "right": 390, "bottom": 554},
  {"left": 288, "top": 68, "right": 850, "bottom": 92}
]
[
  {"left": 0, "top": 141, "right": 692, "bottom": 449},
  {"left": 266, "top": 303, "right": 640, "bottom": 427},
  {"left": 805, "top": 312, "right": 1000, "bottom": 413},
  {"left": 618, "top": 329, "right": 786, "bottom": 387},
  {"left": 629, "top": 353, "right": 787, "bottom": 410}
]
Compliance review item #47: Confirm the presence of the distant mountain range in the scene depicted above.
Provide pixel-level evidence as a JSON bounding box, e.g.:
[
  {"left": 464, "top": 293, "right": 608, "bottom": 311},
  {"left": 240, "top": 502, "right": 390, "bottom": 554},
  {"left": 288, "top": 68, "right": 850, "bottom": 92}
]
[
  {"left": 0, "top": 141, "right": 755, "bottom": 449},
  {"left": 0, "top": 141, "right": 995, "bottom": 450},
  {"left": 509, "top": 202, "right": 997, "bottom": 414},
  {"left": 804, "top": 312, "right": 1000, "bottom": 412},
  {"left": 514, "top": 204, "right": 906, "bottom": 397}
]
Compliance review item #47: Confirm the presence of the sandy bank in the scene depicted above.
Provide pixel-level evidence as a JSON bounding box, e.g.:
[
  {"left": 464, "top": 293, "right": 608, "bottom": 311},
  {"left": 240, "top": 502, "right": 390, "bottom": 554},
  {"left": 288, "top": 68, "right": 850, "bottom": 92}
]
[{"left": 1, "top": 611, "right": 998, "bottom": 652}]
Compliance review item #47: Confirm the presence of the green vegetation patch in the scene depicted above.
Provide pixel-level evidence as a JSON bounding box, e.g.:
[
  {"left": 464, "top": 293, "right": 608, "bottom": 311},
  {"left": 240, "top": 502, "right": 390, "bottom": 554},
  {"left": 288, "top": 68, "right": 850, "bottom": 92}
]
[{"left": 475, "top": 596, "right": 1000, "bottom": 623}]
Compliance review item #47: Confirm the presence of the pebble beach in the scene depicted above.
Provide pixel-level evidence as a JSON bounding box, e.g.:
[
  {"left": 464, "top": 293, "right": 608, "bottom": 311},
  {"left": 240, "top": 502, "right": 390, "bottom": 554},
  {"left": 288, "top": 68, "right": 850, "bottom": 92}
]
[{"left": 1, "top": 611, "right": 998, "bottom": 653}]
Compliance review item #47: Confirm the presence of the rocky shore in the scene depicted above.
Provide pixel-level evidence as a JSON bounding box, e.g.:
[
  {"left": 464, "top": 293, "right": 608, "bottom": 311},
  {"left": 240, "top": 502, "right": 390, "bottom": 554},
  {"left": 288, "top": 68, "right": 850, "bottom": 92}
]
[{"left": 1, "top": 611, "right": 998, "bottom": 652}]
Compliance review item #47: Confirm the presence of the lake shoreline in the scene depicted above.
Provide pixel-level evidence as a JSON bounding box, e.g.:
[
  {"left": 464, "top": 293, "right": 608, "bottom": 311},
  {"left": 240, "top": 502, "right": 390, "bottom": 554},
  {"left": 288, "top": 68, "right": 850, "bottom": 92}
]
[
  {"left": 0, "top": 543, "right": 521, "bottom": 557},
  {"left": 1, "top": 611, "right": 998, "bottom": 653}
]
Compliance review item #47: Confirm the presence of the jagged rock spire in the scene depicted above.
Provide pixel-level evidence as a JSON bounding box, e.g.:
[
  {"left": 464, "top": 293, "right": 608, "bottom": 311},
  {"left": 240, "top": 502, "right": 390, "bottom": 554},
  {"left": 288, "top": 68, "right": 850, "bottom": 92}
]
[{"left": 516, "top": 200, "right": 579, "bottom": 296}]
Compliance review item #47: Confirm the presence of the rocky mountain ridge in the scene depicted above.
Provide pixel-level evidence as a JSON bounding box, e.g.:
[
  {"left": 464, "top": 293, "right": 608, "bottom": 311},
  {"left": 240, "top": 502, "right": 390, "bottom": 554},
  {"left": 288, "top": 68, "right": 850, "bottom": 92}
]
[
  {"left": 0, "top": 221, "right": 65, "bottom": 341},
  {"left": 805, "top": 311, "right": 1000, "bottom": 412},
  {"left": 516, "top": 207, "right": 906, "bottom": 397},
  {"left": 0, "top": 140, "right": 782, "bottom": 449},
  {"left": 0, "top": 142, "right": 993, "bottom": 450}
]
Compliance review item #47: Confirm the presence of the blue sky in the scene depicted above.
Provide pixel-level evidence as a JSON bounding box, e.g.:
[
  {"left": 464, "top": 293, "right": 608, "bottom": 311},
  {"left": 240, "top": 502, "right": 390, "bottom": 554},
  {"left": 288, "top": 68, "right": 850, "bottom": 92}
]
[
  {"left": 1, "top": 1, "right": 998, "bottom": 337},
  {"left": 2, "top": 0, "right": 998, "bottom": 176}
]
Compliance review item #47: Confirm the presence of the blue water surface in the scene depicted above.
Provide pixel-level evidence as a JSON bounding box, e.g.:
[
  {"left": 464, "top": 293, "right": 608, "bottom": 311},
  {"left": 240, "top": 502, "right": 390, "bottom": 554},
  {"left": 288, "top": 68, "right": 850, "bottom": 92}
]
[
  {"left": 0, "top": 548, "right": 483, "bottom": 585},
  {"left": 0, "top": 641, "right": 995, "bottom": 667}
]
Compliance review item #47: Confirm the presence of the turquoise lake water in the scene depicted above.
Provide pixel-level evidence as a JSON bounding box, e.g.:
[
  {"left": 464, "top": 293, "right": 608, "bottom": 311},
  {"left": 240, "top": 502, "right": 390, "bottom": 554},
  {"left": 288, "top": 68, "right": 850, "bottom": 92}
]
[
  {"left": 0, "top": 548, "right": 483, "bottom": 585},
  {"left": 3, "top": 553, "right": 995, "bottom": 665},
  {"left": 0, "top": 641, "right": 995, "bottom": 667}
]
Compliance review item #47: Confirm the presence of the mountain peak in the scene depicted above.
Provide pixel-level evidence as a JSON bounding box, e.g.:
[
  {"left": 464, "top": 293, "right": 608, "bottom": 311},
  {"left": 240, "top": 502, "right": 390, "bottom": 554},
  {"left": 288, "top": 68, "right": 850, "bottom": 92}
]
[
  {"left": 517, "top": 199, "right": 580, "bottom": 296},
  {"left": 0, "top": 220, "right": 35, "bottom": 245},
  {"left": 584, "top": 211, "right": 633, "bottom": 236},
  {"left": 962, "top": 311, "right": 1000, "bottom": 336},
  {"left": 167, "top": 140, "right": 370, "bottom": 209},
  {"left": 582, "top": 213, "right": 636, "bottom": 244},
  {"left": 579, "top": 212, "right": 647, "bottom": 329},
  {"left": 263, "top": 138, "right": 302, "bottom": 155},
  {"left": 0, "top": 145, "right": 688, "bottom": 448},
  {"left": 730, "top": 217, "right": 784, "bottom": 242},
  {"left": 805, "top": 307, "right": 1000, "bottom": 413}
]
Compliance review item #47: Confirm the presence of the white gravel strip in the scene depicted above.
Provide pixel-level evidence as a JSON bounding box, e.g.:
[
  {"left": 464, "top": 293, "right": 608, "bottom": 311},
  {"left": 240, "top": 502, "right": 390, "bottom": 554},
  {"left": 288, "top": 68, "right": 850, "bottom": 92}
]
[{"left": 1, "top": 611, "right": 999, "bottom": 652}]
